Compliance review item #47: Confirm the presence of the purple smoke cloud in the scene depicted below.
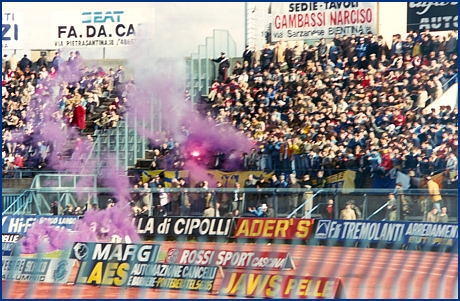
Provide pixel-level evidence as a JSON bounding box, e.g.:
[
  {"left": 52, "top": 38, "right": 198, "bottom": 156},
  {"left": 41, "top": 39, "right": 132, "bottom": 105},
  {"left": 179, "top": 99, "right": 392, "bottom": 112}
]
[
  {"left": 17, "top": 35, "right": 258, "bottom": 254},
  {"left": 19, "top": 202, "right": 140, "bottom": 254}
]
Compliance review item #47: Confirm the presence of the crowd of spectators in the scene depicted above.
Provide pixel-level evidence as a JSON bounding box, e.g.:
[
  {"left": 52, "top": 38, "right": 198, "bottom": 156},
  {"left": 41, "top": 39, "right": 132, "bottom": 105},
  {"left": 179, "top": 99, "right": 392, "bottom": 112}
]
[
  {"left": 136, "top": 30, "right": 458, "bottom": 220},
  {"left": 2, "top": 51, "right": 130, "bottom": 176},
  {"left": 143, "top": 30, "right": 458, "bottom": 188},
  {"left": 3, "top": 29, "right": 458, "bottom": 222},
  {"left": 194, "top": 29, "right": 459, "bottom": 184}
]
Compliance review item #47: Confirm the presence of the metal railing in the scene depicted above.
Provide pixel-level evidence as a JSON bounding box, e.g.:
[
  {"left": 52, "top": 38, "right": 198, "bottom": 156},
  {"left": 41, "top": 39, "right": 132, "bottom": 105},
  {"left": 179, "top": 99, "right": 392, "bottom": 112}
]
[
  {"left": 287, "top": 189, "right": 323, "bottom": 218},
  {"left": 442, "top": 73, "right": 458, "bottom": 91},
  {"left": 366, "top": 201, "right": 390, "bottom": 221},
  {"left": 2, "top": 187, "right": 458, "bottom": 223}
]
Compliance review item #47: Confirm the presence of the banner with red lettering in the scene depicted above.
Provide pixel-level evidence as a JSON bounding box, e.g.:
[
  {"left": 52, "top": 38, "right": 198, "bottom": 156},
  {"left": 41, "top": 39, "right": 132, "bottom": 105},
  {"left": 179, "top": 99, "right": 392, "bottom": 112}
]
[
  {"left": 233, "top": 218, "right": 314, "bottom": 240},
  {"left": 271, "top": 2, "right": 377, "bottom": 41},
  {"left": 219, "top": 271, "right": 345, "bottom": 299},
  {"left": 164, "top": 248, "right": 295, "bottom": 270}
]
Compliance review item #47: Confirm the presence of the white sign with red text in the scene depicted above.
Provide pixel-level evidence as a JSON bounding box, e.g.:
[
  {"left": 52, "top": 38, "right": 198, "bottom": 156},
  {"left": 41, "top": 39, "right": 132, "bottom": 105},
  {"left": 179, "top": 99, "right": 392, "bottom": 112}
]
[{"left": 271, "top": 2, "right": 377, "bottom": 41}]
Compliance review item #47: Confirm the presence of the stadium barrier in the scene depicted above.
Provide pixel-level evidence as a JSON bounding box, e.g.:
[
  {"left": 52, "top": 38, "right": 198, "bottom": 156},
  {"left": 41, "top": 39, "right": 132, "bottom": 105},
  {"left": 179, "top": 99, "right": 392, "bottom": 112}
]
[
  {"left": 3, "top": 187, "right": 458, "bottom": 222},
  {"left": 3, "top": 216, "right": 457, "bottom": 253},
  {"left": 2, "top": 216, "right": 457, "bottom": 299}
]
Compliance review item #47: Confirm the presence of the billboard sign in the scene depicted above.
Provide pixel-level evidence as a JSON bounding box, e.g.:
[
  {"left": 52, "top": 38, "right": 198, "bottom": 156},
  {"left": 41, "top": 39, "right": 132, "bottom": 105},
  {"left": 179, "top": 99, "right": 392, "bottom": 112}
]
[
  {"left": 407, "top": 2, "right": 458, "bottom": 32},
  {"left": 219, "top": 271, "right": 344, "bottom": 298},
  {"left": 2, "top": 234, "right": 21, "bottom": 257},
  {"left": 234, "top": 218, "right": 314, "bottom": 240},
  {"left": 270, "top": 2, "right": 377, "bottom": 41},
  {"left": 2, "top": 257, "right": 74, "bottom": 284},
  {"left": 164, "top": 248, "right": 295, "bottom": 270},
  {"left": 71, "top": 242, "right": 161, "bottom": 287},
  {"left": 51, "top": 9, "right": 153, "bottom": 48},
  {"left": 2, "top": 12, "right": 23, "bottom": 49},
  {"left": 314, "top": 219, "right": 458, "bottom": 247},
  {"left": 2, "top": 215, "right": 79, "bottom": 235},
  {"left": 70, "top": 242, "right": 217, "bottom": 291},
  {"left": 133, "top": 217, "right": 233, "bottom": 237}
]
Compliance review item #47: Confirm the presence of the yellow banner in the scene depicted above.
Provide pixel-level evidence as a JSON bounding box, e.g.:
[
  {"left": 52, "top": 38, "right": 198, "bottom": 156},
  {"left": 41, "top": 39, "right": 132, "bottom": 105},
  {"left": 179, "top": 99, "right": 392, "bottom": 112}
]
[
  {"left": 199, "top": 170, "right": 274, "bottom": 188},
  {"left": 141, "top": 170, "right": 190, "bottom": 188},
  {"left": 141, "top": 170, "right": 273, "bottom": 188},
  {"left": 326, "top": 170, "right": 356, "bottom": 192}
]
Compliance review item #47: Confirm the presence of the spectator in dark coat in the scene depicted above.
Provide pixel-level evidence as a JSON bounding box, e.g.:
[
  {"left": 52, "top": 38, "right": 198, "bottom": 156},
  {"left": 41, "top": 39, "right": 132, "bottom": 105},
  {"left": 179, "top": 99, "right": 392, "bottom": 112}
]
[
  {"left": 18, "top": 55, "right": 32, "bottom": 72},
  {"left": 242, "top": 45, "right": 254, "bottom": 68},
  {"left": 36, "top": 55, "right": 47, "bottom": 70},
  {"left": 211, "top": 52, "right": 230, "bottom": 82},
  {"left": 366, "top": 36, "right": 379, "bottom": 59},
  {"left": 445, "top": 32, "right": 457, "bottom": 58},
  {"left": 421, "top": 35, "right": 432, "bottom": 57},
  {"left": 317, "top": 38, "right": 328, "bottom": 63},
  {"left": 261, "top": 44, "right": 274, "bottom": 71}
]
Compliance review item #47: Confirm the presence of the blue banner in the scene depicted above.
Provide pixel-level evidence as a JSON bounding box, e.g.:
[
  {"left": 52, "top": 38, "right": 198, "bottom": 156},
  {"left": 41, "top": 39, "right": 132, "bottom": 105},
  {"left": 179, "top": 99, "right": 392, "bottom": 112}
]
[
  {"left": 2, "top": 234, "right": 21, "bottom": 256},
  {"left": 314, "top": 219, "right": 458, "bottom": 248},
  {"left": 2, "top": 257, "right": 75, "bottom": 284},
  {"left": 2, "top": 215, "right": 79, "bottom": 235}
]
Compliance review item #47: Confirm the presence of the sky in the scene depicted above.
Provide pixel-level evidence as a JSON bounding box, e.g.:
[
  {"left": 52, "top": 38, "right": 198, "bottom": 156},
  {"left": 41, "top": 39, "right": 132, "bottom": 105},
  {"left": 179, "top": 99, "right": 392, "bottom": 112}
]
[{"left": 2, "top": 2, "right": 246, "bottom": 59}]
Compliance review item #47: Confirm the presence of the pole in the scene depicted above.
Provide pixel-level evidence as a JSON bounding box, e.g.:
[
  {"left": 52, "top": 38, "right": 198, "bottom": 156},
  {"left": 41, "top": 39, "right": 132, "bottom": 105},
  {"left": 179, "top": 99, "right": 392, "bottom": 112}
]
[
  {"left": 103, "top": 47, "right": 106, "bottom": 59},
  {"left": 244, "top": 2, "right": 248, "bottom": 47},
  {"left": 333, "top": 189, "right": 339, "bottom": 219},
  {"left": 363, "top": 194, "right": 367, "bottom": 220}
]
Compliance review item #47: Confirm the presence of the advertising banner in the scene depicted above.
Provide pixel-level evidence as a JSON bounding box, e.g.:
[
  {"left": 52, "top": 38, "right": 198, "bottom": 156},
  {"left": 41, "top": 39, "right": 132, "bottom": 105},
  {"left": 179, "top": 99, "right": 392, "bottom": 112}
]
[
  {"left": 219, "top": 271, "right": 344, "bottom": 298},
  {"left": 128, "top": 263, "right": 218, "bottom": 292},
  {"left": 51, "top": 9, "right": 153, "bottom": 48},
  {"left": 2, "top": 12, "right": 23, "bottom": 49},
  {"left": 403, "top": 221, "right": 458, "bottom": 247},
  {"left": 164, "top": 248, "right": 295, "bottom": 270},
  {"left": 133, "top": 216, "right": 233, "bottom": 237},
  {"left": 407, "top": 2, "right": 458, "bottom": 32},
  {"left": 314, "top": 219, "right": 458, "bottom": 247},
  {"left": 2, "top": 234, "right": 21, "bottom": 257},
  {"left": 270, "top": 2, "right": 377, "bottom": 41},
  {"left": 2, "top": 257, "right": 74, "bottom": 284},
  {"left": 71, "top": 242, "right": 160, "bottom": 286},
  {"left": 234, "top": 218, "right": 314, "bottom": 240},
  {"left": 70, "top": 242, "right": 217, "bottom": 291},
  {"left": 2, "top": 215, "right": 79, "bottom": 235}
]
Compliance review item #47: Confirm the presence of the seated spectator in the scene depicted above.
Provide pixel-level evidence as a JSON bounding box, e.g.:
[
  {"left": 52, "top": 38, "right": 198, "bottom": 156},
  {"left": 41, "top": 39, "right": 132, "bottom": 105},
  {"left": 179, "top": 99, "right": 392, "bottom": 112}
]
[
  {"left": 109, "top": 111, "right": 120, "bottom": 129},
  {"left": 248, "top": 203, "right": 268, "bottom": 217},
  {"left": 139, "top": 205, "right": 149, "bottom": 216},
  {"left": 94, "top": 111, "right": 110, "bottom": 135},
  {"left": 203, "top": 203, "right": 220, "bottom": 217},
  {"left": 152, "top": 204, "right": 167, "bottom": 216}
]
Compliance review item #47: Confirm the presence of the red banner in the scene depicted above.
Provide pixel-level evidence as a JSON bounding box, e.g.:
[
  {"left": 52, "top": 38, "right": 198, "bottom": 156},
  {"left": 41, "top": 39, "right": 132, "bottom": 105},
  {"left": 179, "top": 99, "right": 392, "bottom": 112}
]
[
  {"left": 234, "top": 218, "right": 314, "bottom": 239},
  {"left": 164, "top": 248, "right": 295, "bottom": 270},
  {"left": 219, "top": 271, "right": 344, "bottom": 299}
]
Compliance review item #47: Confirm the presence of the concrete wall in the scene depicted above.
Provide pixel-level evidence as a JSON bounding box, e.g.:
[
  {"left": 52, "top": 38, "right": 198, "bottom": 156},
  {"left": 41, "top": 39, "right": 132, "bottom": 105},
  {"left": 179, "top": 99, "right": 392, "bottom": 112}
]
[{"left": 2, "top": 178, "right": 33, "bottom": 189}]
